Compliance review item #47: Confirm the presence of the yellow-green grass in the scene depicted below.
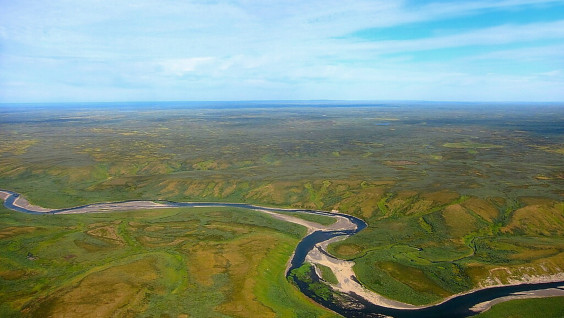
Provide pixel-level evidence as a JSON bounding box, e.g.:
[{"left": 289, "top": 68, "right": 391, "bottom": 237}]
[
  {"left": 461, "top": 197, "right": 499, "bottom": 222},
  {"left": 316, "top": 264, "right": 339, "bottom": 285},
  {"left": 442, "top": 142, "right": 504, "bottom": 149},
  {"left": 502, "top": 203, "right": 564, "bottom": 235},
  {"left": 474, "top": 296, "right": 564, "bottom": 318},
  {"left": 327, "top": 243, "right": 365, "bottom": 259},
  {"left": 377, "top": 261, "right": 451, "bottom": 298},
  {"left": 442, "top": 204, "right": 480, "bottom": 238},
  {"left": 352, "top": 250, "right": 466, "bottom": 305},
  {"left": 328, "top": 195, "right": 564, "bottom": 305},
  {"left": 256, "top": 240, "right": 338, "bottom": 317},
  {"left": 0, "top": 139, "right": 38, "bottom": 155}
]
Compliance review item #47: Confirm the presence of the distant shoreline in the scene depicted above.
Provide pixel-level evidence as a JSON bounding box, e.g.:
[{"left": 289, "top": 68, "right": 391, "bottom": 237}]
[{"left": 2, "top": 100, "right": 563, "bottom": 109}]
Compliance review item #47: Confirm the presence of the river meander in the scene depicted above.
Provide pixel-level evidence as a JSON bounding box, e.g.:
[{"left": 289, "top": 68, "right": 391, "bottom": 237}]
[{"left": 1, "top": 189, "right": 563, "bottom": 317}]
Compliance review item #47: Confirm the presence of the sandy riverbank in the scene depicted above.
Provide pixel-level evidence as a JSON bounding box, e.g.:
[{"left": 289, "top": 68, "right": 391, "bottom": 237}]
[
  {"left": 306, "top": 235, "right": 564, "bottom": 312},
  {"left": 57, "top": 201, "right": 176, "bottom": 214},
  {"left": 2, "top": 190, "right": 563, "bottom": 315},
  {"left": 0, "top": 190, "right": 55, "bottom": 213}
]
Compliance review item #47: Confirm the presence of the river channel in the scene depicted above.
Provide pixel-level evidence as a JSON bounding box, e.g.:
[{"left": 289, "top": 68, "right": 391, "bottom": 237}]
[{"left": 1, "top": 189, "right": 563, "bottom": 317}]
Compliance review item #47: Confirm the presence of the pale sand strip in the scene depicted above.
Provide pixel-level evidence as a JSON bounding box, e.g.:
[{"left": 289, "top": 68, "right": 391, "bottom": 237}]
[
  {"left": 0, "top": 191, "right": 10, "bottom": 201},
  {"left": 2, "top": 190, "right": 563, "bottom": 312},
  {"left": 0, "top": 190, "right": 55, "bottom": 213},
  {"left": 57, "top": 201, "right": 175, "bottom": 214},
  {"left": 307, "top": 236, "right": 419, "bottom": 309},
  {"left": 261, "top": 210, "right": 358, "bottom": 234},
  {"left": 257, "top": 209, "right": 324, "bottom": 234}
]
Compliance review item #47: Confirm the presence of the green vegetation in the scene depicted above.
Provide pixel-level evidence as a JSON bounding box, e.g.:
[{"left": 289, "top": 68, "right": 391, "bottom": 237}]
[
  {"left": 317, "top": 264, "right": 339, "bottom": 285},
  {"left": 442, "top": 141, "right": 504, "bottom": 149},
  {"left": 1, "top": 103, "right": 563, "bottom": 315},
  {"left": 289, "top": 263, "right": 334, "bottom": 302},
  {"left": 289, "top": 212, "right": 337, "bottom": 226},
  {"left": 0, "top": 206, "right": 335, "bottom": 317},
  {"left": 330, "top": 192, "right": 564, "bottom": 305},
  {"left": 474, "top": 296, "right": 564, "bottom": 318}
]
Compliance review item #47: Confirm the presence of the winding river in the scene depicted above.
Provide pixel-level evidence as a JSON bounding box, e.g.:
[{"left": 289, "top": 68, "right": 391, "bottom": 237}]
[{"left": 1, "top": 189, "right": 563, "bottom": 317}]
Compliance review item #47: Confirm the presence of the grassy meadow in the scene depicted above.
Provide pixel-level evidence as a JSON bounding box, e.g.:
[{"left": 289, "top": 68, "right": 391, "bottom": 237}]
[
  {"left": 0, "top": 205, "right": 336, "bottom": 317},
  {"left": 474, "top": 296, "right": 564, "bottom": 318},
  {"left": 0, "top": 102, "right": 563, "bottom": 316}
]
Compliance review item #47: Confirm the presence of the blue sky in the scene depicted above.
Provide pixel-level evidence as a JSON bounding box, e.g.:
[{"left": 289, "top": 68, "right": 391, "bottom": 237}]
[{"left": 1, "top": 0, "right": 563, "bottom": 102}]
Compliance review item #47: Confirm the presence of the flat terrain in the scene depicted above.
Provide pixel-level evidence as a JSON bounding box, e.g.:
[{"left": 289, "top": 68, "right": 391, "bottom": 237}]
[{"left": 1, "top": 101, "right": 563, "bottom": 316}]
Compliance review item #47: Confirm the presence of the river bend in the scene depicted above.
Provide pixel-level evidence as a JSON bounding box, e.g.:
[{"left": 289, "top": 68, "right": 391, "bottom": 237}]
[{"left": 1, "top": 189, "right": 563, "bottom": 317}]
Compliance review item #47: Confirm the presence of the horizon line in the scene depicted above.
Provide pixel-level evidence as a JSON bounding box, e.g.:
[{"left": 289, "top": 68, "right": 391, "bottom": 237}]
[{"left": 1, "top": 99, "right": 563, "bottom": 106}]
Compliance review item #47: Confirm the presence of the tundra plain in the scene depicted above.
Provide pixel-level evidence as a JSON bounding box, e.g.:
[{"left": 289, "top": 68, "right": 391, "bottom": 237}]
[{"left": 1, "top": 102, "right": 563, "bottom": 317}]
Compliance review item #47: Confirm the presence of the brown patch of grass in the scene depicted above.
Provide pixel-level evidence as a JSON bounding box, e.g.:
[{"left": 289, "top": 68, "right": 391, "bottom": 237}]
[
  {"left": 396, "top": 190, "right": 418, "bottom": 199},
  {"left": 205, "top": 222, "right": 250, "bottom": 235},
  {"left": 519, "top": 197, "right": 555, "bottom": 206},
  {"left": 0, "top": 226, "right": 40, "bottom": 239},
  {"left": 0, "top": 139, "right": 38, "bottom": 155},
  {"left": 86, "top": 225, "right": 125, "bottom": 245},
  {"left": 533, "top": 145, "right": 564, "bottom": 155},
  {"left": 47, "top": 166, "right": 96, "bottom": 183},
  {"left": 338, "top": 186, "right": 386, "bottom": 218},
  {"left": 159, "top": 180, "right": 183, "bottom": 197},
  {"left": 215, "top": 234, "right": 277, "bottom": 318},
  {"left": 185, "top": 182, "right": 207, "bottom": 197},
  {"left": 462, "top": 197, "right": 499, "bottom": 222},
  {"left": 246, "top": 184, "right": 278, "bottom": 202},
  {"left": 510, "top": 247, "right": 561, "bottom": 261},
  {"left": 422, "top": 190, "right": 459, "bottom": 205},
  {"left": 503, "top": 203, "right": 564, "bottom": 235},
  {"left": 179, "top": 231, "right": 281, "bottom": 317},
  {"left": 186, "top": 242, "right": 228, "bottom": 287},
  {"left": 0, "top": 269, "right": 27, "bottom": 280},
  {"left": 138, "top": 236, "right": 185, "bottom": 247},
  {"left": 489, "top": 197, "right": 506, "bottom": 207},
  {"left": 442, "top": 204, "right": 479, "bottom": 238},
  {"left": 383, "top": 160, "right": 419, "bottom": 166},
  {"left": 74, "top": 239, "right": 111, "bottom": 252},
  {"left": 406, "top": 199, "right": 434, "bottom": 215},
  {"left": 245, "top": 181, "right": 298, "bottom": 204},
  {"left": 144, "top": 225, "right": 165, "bottom": 232},
  {"left": 333, "top": 244, "right": 364, "bottom": 257},
  {"left": 378, "top": 262, "right": 450, "bottom": 297},
  {"left": 387, "top": 192, "right": 417, "bottom": 215},
  {"left": 140, "top": 162, "right": 172, "bottom": 175},
  {"left": 221, "top": 182, "right": 237, "bottom": 197},
  {"left": 28, "top": 257, "right": 159, "bottom": 317}
]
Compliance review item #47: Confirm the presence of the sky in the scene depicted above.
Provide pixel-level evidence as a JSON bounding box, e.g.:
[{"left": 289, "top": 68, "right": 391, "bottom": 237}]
[{"left": 1, "top": 0, "right": 564, "bottom": 103}]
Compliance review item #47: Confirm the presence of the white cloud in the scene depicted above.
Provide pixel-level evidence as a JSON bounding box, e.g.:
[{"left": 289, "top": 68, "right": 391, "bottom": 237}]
[
  {"left": 2, "top": 0, "right": 564, "bottom": 102},
  {"left": 158, "top": 57, "right": 216, "bottom": 76},
  {"left": 536, "top": 70, "right": 563, "bottom": 77}
]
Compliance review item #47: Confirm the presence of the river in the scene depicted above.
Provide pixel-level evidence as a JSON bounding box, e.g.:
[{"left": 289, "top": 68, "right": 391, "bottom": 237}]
[{"left": 1, "top": 189, "right": 563, "bottom": 317}]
